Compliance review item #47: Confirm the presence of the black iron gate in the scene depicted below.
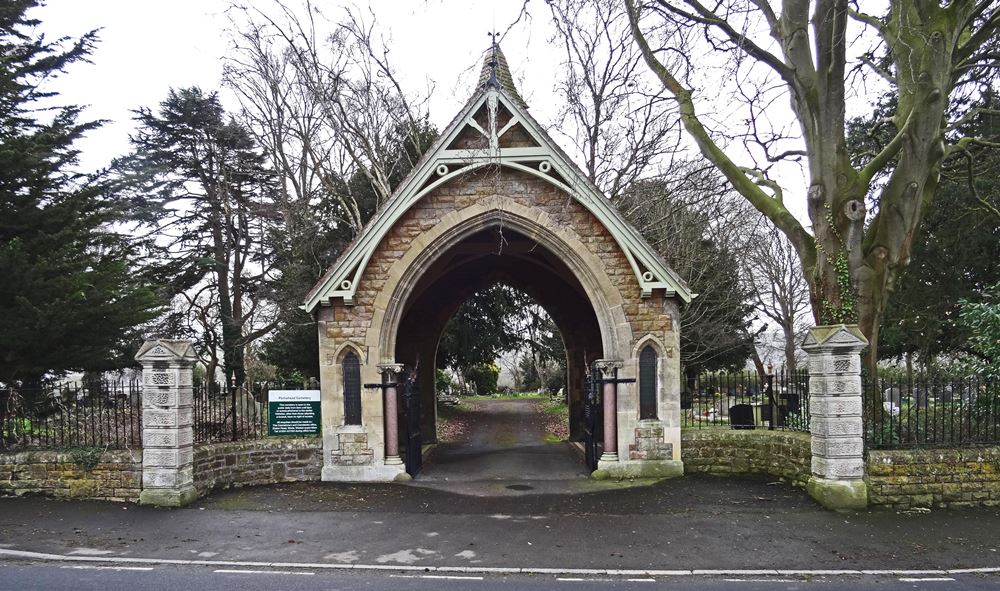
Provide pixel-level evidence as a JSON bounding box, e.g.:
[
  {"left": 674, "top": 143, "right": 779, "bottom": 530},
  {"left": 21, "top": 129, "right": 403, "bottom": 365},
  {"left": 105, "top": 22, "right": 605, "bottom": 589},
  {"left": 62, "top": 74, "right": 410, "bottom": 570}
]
[
  {"left": 583, "top": 365, "right": 603, "bottom": 471},
  {"left": 402, "top": 369, "right": 422, "bottom": 477}
]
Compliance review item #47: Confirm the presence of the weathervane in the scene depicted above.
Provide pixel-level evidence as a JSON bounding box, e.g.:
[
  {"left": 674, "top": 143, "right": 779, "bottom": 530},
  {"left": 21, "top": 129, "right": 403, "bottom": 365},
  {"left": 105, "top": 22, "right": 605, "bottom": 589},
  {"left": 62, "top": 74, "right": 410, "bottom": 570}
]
[{"left": 486, "top": 31, "right": 500, "bottom": 89}]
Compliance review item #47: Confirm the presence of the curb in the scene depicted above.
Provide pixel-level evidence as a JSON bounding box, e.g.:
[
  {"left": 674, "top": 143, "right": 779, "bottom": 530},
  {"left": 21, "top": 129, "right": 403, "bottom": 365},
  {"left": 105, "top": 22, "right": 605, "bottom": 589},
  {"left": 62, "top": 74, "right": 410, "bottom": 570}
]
[{"left": 2, "top": 549, "right": 999, "bottom": 577}]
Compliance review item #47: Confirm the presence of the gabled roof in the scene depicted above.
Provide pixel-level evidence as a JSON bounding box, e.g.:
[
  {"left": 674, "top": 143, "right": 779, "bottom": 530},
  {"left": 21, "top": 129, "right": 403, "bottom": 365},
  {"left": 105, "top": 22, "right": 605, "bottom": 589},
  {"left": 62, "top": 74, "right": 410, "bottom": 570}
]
[{"left": 304, "top": 44, "right": 692, "bottom": 313}]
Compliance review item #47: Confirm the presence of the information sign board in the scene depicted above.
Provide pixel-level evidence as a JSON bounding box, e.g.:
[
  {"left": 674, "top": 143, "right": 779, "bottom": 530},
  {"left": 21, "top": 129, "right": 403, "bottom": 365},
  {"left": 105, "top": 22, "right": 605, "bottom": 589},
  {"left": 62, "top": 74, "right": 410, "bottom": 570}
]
[{"left": 268, "top": 390, "right": 321, "bottom": 436}]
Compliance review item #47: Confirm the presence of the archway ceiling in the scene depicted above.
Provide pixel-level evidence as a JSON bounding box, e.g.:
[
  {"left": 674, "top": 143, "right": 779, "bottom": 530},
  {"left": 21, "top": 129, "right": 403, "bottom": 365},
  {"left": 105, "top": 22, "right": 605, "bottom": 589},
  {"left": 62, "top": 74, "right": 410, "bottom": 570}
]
[{"left": 396, "top": 227, "right": 602, "bottom": 355}]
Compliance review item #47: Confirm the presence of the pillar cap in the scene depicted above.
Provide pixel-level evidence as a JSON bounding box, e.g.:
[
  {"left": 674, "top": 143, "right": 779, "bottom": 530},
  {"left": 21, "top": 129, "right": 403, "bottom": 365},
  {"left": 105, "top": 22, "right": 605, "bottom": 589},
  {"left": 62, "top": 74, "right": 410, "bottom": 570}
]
[
  {"left": 594, "top": 359, "right": 624, "bottom": 375},
  {"left": 801, "top": 324, "right": 868, "bottom": 352},
  {"left": 135, "top": 339, "right": 198, "bottom": 364},
  {"left": 377, "top": 363, "right": 405, "bottom": 375}
]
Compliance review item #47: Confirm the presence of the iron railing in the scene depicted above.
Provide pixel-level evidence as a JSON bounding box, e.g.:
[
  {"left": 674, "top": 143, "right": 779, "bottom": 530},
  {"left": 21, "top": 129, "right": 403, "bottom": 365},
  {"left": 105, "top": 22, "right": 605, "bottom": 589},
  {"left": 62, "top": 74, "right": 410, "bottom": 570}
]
[
  {"left": 193, "top": 383, "right": 266, "bottom": 444},
  {"left": 192, "top": 382, "right": 310, "bottom": 444},
  {"left": 682, "top": 369, "right": 811, "bottom": 432},
  {"left": 865, "top": 374, "right": 1000, "bottom": 448},
  {"left": 0, "top": 380, "right": 142, "bottom": 450}
]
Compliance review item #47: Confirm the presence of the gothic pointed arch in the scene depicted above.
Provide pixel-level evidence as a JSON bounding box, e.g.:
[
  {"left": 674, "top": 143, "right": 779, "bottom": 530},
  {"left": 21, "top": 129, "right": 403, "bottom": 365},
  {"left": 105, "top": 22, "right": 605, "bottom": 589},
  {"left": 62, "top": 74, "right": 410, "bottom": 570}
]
[{"left": 304, "top": 44, "right": 691, "bottom": 315}]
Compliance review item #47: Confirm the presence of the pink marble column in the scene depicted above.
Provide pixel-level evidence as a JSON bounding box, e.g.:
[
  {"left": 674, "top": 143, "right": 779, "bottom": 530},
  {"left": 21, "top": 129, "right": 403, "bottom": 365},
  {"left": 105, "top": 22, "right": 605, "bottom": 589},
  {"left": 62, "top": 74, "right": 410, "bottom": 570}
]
[
  {"left": 595, "top": 359, "right": 623, "bottom": 462},
  {"left": 378, "top": 363, "right": 404, "bottom": 466}
]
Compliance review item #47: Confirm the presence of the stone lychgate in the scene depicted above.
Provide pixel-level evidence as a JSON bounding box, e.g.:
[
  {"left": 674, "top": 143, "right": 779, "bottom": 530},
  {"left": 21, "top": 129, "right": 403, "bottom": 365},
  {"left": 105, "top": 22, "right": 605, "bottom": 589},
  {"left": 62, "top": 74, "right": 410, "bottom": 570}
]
[{"left": 303, "top": 44, "right": 693, "bottom": 482}]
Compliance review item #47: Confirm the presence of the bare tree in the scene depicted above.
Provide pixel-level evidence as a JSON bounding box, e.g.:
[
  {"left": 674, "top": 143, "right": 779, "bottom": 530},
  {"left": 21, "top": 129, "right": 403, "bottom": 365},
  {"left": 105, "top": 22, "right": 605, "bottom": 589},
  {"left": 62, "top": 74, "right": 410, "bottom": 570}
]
[
  {"left": 626, "top": 0, "right": 1000, "bottom": 390},
  {"left": 547, "top": 0, "right": 681, "bottom": 198},
  {"left": 744, "top": 223, "right": 810, "bottom": 371},
  {"left": 226, "top": 1, "right": 435, "bottom": 233}
]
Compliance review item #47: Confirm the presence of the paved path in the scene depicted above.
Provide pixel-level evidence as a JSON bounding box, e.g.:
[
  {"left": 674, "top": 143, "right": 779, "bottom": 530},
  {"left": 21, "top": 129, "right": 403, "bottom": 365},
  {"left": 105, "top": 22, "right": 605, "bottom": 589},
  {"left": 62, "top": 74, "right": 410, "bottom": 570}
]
[{"left": 411, "top": 398, "right": 591, "bottom": 495}]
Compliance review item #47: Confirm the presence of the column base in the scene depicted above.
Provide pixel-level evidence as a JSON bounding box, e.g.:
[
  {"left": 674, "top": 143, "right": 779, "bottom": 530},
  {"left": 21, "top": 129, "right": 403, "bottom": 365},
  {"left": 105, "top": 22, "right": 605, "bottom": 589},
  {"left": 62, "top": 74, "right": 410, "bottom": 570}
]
[
  {"left": 593, "top": 459, "right": 684, "bottom": 480},
  {"left": 139, "top": 486, "right": 198, "bottom": 507},
  {"left": 599, "top": 452, "right": 619, "bottom": 462},
  {"left": 807, "top": 476, "right": 868, "bottom": 511},
  {"left": 322, "top": 462, "right": 407, "bottom": 482},
  {"left": 384, "top": 455, "right": 403, "bottom": 466}
]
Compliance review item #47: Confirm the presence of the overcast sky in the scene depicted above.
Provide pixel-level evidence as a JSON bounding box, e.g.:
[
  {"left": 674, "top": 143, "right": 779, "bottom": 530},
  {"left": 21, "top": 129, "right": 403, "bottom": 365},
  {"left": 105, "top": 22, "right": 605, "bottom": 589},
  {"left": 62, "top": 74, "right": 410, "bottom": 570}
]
[
  {"left": 34, "top": 0, "right": 810, "bottom": 223},
  {"left": 35, "top": 1, "right": 560, "bottom": 167}
]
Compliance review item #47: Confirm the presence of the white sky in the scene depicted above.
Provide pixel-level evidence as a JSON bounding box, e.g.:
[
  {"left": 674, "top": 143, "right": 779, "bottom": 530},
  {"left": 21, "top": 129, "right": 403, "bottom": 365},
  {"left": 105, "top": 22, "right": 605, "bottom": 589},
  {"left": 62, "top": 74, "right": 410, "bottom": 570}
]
[
  {"left": 35, "top": 0, "right": 811, "bottom": 223},
  {"left": 35, "top": 1, "right": 559, "bottom": 167}
]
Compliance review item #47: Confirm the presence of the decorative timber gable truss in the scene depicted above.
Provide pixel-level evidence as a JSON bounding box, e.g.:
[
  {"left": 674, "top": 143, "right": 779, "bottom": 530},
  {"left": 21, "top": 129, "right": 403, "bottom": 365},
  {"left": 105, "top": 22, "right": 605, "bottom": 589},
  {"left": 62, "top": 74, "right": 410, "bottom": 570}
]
[{"left": 304, "top": 45, "right": 692, "bottom": 313}]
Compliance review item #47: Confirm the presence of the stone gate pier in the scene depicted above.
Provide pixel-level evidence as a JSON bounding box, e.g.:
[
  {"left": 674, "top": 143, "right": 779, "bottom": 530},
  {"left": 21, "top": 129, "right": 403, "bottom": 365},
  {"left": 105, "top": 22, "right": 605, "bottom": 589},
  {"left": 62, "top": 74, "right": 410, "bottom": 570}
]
[
  {"left": 134, "top": 339, "right": 197, "bottom": 507},
  {"left": 802, "top": 325, "right": 868, "bottom": 511}
]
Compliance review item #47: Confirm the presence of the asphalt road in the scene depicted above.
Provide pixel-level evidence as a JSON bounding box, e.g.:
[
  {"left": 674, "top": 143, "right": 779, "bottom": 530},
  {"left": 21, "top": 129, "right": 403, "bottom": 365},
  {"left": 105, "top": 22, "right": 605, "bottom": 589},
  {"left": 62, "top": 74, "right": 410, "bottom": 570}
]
[
  {"left": 3, "top": 399, "right": 1000, "bottom": 587},
  {"left": 2, "top": 563, "right": 999, "bottom": 591}
]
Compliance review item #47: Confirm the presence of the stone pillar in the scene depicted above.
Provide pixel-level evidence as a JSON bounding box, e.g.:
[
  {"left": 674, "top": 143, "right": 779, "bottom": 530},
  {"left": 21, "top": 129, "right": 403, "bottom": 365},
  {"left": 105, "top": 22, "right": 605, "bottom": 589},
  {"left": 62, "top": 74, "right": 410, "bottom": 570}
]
[
  {"left": 378, "top": 363, "right": 404, "bottom": 466},
  {"left": 802, "top": 325, "right": 868, "bottom": 511},
  {"left": 134, "top": 339, "right": 197, "bottom": 507},
  {"left": 595, "top": 359, "right": 622, "bottom": 462}
]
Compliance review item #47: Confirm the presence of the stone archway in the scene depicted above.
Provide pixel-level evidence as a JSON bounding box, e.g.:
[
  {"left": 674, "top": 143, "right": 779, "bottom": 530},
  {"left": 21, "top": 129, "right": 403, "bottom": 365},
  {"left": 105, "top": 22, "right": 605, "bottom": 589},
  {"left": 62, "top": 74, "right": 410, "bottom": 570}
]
[
  {"left": 386, "top": 211, "right": 610, "bottom": 444},
  {"left": 305, "top": 44, "right": 690, "bottom": 483}
]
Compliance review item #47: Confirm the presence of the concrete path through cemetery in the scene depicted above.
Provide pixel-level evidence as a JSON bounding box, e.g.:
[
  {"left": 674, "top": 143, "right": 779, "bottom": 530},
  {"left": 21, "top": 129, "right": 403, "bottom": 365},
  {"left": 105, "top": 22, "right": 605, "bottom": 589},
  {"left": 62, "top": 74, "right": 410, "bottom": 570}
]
[{"left": 409, "top": 398, "right": 593, "bottom": 496}]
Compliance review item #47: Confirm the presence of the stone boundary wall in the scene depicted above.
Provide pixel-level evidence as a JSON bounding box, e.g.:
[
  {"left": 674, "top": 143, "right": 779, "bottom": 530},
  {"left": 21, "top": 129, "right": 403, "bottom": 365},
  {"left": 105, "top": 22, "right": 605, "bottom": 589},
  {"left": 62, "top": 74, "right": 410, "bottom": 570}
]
[
  {"left": 0, "top": 449, "right": 142, "bottom": 502},
  {"left": 867, "top": 447, "right": 1000, "bottom": 509},
  {"left": 193, "top": 438, "right": 322, "bottom": 496},
  {"left": 681, "top": 429, "right": 812, "bottom": 488}
]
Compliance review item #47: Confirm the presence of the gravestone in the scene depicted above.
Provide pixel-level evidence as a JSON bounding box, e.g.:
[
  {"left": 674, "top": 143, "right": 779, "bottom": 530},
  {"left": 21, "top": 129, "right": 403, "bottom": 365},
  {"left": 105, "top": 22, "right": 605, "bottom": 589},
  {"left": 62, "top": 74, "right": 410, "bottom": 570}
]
[
  {"left": 940, "top": 385, "right": 953, "bottom": 403},
  {"left": 729, "top": 404, "right": 755, "bottom": 430},
  {"left": 882, "top": 387, "right": 901, "bottom": 417},
  {"left": 883, "top": 387, "right": 901, "bottom": 406},
  {"left": 913, "top": 388, "right": 929, "bottom": 408}
]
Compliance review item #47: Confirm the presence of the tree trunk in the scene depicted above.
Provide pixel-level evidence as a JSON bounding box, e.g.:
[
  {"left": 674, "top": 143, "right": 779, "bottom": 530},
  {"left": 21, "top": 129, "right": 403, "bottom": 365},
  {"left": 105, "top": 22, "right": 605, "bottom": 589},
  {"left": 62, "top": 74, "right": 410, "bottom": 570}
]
[
  {"left": 782, "top": 320, "right": 797, "bottom": 372},
  {"left": 750, "top": 346, "right": 766, "bottom": 384}
]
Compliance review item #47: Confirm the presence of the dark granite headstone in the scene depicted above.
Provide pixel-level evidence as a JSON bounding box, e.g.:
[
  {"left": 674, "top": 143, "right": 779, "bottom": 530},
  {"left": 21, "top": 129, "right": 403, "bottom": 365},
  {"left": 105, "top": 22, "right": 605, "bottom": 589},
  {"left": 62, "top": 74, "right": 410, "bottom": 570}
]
[{"left": 729, "top": 404, "right": 755, "bottom": 430}]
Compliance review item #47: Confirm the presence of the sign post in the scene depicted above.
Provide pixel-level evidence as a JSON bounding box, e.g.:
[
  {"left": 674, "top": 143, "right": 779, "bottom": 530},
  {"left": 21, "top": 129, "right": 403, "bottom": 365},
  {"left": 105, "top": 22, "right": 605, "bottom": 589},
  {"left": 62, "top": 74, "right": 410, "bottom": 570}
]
[{"left": 268, "top": 390, "right": 321, "bottom": 436}]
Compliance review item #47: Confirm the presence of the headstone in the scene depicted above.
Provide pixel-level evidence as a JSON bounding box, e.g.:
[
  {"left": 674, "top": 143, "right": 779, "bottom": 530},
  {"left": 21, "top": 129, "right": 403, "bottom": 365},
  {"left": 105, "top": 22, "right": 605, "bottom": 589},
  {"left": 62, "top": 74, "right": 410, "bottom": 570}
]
[
  {"left": 883, "top": 387, "right": 901, "bottom": 406},
  {"left": 913, "top": 388, "right": 929, "bottom": 408},
  {"left": 962, "top": 384, "right": 977, "bottom": 405},
  {"left": 729, "top": 404, "right": 755, "bottom": 430},
  {"left": 939, "top": 385, "right": 953, "bottom": 403}
]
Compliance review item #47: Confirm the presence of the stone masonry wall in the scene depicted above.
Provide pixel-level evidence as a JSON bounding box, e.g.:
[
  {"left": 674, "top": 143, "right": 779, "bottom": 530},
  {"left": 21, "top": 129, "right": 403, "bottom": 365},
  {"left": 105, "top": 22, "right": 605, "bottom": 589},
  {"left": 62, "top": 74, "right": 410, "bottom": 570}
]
[
  {"left": 330, "top": 431, "right": 373, "bottom": 466},
  {"left": 630, "top": 423, "right": 674, "bottom": 460},
  {"left": 681, "top": 429, "right": 812, "bottom": 488},
  {"left": 193, "top": 438, "right": 322, "bottom": 497},
  {"left": 0, "top": 449, "right": 142, "bottom": 502},
  {"left": 867, "top": 447, "right": 1000, "bottom": 509}
]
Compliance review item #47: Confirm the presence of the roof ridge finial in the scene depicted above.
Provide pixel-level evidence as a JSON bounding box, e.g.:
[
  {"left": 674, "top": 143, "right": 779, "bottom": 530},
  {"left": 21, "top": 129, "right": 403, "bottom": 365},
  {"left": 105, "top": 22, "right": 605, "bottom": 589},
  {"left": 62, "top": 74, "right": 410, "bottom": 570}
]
[{"left": 486, "top": 31, "right": 500, "bottom": 89}]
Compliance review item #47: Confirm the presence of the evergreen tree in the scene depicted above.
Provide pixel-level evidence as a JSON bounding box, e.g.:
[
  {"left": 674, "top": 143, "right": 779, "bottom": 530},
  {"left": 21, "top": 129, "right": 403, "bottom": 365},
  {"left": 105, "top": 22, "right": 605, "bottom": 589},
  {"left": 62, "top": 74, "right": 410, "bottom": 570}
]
[
  {"left": 0, "top": 1, "right": 160, "bottom": 387},
  {"left": 123, "top": 87, "right": 276, "bottom": 388}
]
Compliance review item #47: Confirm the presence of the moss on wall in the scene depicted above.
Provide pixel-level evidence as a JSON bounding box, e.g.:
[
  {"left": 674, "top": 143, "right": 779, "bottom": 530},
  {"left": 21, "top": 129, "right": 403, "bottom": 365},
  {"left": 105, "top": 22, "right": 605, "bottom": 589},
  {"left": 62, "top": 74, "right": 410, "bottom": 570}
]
[{"left": 867, "top": 447, "right": 1000, "bottom": 509}]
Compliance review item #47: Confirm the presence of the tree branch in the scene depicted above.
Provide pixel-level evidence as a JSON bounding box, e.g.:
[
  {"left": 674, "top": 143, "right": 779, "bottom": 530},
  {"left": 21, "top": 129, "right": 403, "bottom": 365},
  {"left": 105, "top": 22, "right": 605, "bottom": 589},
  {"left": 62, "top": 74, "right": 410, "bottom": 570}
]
[{"left": 627, "top": 0, "right": 815, "bottom": 271}]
